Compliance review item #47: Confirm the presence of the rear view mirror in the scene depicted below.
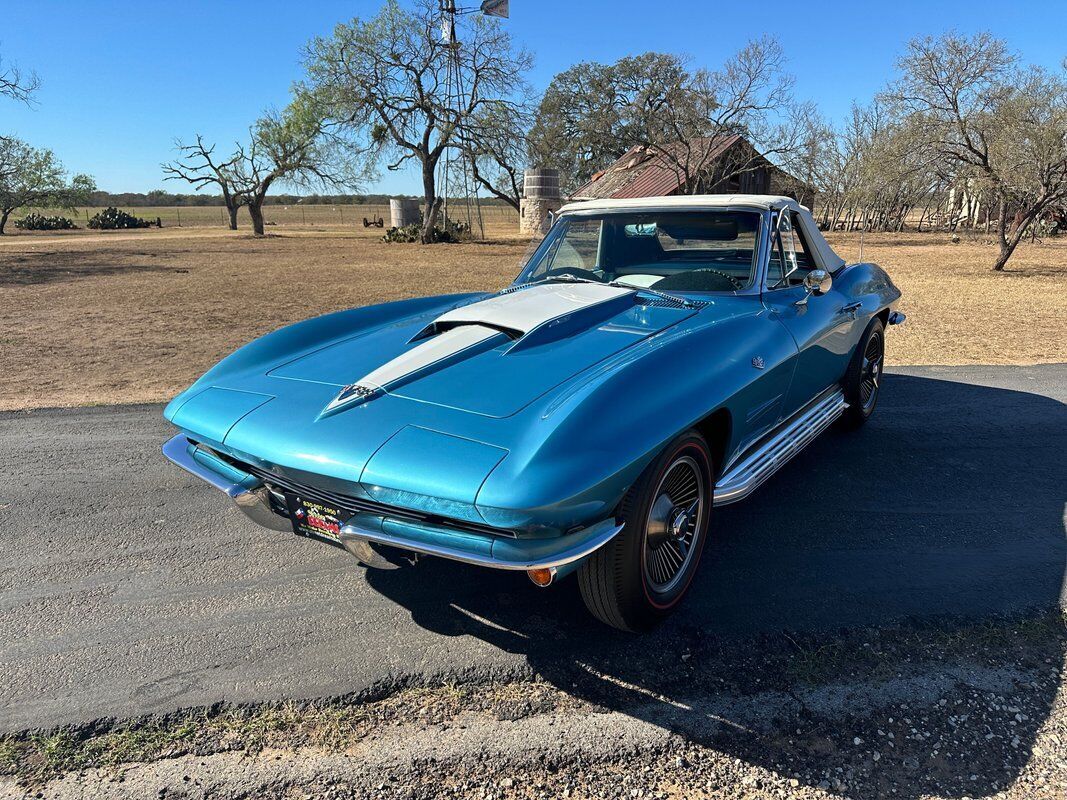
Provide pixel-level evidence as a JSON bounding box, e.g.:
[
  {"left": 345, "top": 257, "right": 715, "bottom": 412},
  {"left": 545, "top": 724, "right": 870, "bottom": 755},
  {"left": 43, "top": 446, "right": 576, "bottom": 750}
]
[{"left": 796, "top": 269, "right": 832, "bottom": 306}]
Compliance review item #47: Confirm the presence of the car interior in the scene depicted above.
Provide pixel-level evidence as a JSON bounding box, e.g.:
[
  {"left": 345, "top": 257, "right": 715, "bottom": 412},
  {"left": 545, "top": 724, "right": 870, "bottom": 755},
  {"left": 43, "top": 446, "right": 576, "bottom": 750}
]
[{"left": 522, "top": 210, "right": 764, "bottom": 292}]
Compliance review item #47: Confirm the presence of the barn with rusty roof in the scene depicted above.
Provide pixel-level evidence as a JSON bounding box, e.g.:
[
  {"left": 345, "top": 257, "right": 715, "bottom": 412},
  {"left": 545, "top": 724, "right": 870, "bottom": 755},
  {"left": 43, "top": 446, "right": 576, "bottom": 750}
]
[{"left": 570, "top": 135, "right": 814, "bottom": 207}]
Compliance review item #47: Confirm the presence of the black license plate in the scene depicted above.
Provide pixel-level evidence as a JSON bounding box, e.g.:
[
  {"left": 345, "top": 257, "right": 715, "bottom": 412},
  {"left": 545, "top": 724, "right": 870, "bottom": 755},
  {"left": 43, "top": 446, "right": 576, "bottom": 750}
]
[{"left": 284, "top": 494, "right": 352, "bottom": 542}]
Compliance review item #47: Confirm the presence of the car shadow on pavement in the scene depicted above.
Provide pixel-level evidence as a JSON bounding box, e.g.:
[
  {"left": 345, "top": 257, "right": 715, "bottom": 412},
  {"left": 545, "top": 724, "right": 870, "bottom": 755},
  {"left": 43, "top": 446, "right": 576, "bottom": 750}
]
[{"left": 366, "top": 373, "right": 1067, "bottom": 798}]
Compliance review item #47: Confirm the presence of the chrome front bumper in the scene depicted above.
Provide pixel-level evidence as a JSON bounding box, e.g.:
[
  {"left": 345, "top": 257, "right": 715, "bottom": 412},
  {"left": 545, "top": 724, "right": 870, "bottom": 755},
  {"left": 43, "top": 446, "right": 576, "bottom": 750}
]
[{"left": 162, "top": 434, "right": 623, "bottom": 572}]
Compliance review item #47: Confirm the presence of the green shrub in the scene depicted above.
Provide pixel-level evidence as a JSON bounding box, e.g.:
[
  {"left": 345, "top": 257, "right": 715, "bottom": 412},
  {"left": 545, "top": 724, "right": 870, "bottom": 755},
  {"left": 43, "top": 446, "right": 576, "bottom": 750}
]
[
  {"left": 13, "top": 213, "right": 78, "bottom": 231},
  {"left": 381, "top": 219, "right": 471, "bottom": 244},
  {"left": 86, "top": 207, "right": 152, "bottom": 230}
]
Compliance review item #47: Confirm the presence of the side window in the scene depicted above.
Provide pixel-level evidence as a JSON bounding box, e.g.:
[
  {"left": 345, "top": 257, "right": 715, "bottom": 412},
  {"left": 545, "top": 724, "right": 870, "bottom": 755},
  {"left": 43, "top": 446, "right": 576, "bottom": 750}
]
[
  {"left": 767, "top": 212, "right": 817, "bottom": 290},
  {"left": 789, "top": 212, "right": 816, "bottom": 272},
  {"left": 767, "top": 212, "right": 797, "bottom": 289},
  {"left": 767, "top": 214, "right": 785, "bottom": 288}
]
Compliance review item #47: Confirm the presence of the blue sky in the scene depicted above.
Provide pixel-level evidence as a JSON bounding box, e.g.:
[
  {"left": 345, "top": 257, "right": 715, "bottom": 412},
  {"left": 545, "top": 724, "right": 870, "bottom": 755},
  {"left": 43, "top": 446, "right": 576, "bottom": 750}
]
[{"left": 2, "top": 0, "right": 1063, "bottom": 194}]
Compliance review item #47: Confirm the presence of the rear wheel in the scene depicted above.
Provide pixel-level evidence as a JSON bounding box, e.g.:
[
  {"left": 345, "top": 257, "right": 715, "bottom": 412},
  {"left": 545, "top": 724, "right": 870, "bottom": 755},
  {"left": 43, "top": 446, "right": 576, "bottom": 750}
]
[
  {"left": 578, "top": 430, "right": 713, "bottom": 632},
  {"left": 840, "top": 318, "right": 885, "bottom": 429}
]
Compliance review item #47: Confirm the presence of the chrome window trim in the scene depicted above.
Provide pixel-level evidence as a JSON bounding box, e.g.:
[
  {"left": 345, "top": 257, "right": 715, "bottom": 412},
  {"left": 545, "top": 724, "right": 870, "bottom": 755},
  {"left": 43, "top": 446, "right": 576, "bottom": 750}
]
[{"left": 761, "top": 208, "right": 827, "bottom": 294}]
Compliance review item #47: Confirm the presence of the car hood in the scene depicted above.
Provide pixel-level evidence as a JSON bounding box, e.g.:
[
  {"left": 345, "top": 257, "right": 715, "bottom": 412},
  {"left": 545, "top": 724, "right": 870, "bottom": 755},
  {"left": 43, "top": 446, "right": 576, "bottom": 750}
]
[
  {"left": 267, "top": 283, "right": 696, "bottom": 419},
  {"left": 165, "top": 286, "right": 757, "bottom": 531}
]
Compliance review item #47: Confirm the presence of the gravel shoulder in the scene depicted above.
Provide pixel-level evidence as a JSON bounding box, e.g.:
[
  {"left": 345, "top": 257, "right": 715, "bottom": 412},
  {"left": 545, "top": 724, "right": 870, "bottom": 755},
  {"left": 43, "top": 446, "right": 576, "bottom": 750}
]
[{"left": 1, "top": 613, "right": 1064, "bottom": 800}]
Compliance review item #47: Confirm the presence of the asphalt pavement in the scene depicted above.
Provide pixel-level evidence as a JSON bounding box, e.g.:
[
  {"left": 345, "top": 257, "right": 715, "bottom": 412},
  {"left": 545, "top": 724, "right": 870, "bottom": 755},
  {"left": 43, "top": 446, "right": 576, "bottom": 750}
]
[{"left": 1, "top": 365, "right": 1064, "bottom": 732}]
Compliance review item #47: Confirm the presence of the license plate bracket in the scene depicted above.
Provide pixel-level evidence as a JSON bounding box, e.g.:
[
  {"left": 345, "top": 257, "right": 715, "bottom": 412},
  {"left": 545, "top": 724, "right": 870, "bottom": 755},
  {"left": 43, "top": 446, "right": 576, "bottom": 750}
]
[{"left": 284, "top": 493, "right": 352, "bottom": 543}]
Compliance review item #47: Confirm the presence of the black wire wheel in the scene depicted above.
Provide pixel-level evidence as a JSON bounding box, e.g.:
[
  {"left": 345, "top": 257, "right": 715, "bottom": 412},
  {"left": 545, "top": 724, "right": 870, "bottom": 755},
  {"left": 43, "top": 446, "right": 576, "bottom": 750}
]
[
  {"left": 841, "top": 317, "right": 886, "bottom": 429},
  {"left": 642, "top": 456, "right": 706, "bottom": 594},
  {"left": 578, "top": 430, "right": 713, "bottom": 632},
  {"left": 859, "top": 327, "right": 885, "bottom": 411}
]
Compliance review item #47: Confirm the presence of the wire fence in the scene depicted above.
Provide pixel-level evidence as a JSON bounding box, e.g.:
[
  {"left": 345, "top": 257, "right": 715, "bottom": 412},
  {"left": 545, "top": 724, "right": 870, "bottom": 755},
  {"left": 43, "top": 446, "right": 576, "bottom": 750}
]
[{"left": 17, "top": 203, "right": 521, "bottom": 235}]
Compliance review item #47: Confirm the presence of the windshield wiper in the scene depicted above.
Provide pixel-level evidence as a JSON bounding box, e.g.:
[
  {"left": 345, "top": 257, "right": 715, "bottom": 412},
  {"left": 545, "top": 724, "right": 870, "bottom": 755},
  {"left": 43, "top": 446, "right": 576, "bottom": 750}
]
[{"left": 606, "top": 279, "right": 696, "bottom": 309}]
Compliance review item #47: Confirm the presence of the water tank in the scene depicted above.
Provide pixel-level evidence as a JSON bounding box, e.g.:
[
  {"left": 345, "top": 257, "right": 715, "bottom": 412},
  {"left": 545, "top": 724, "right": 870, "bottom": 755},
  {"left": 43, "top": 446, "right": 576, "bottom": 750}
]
[
  {"left": 523, "top": 168, "right": 561, "bottom": 199},
  {"left": 520, "top": 169, "right": 562, "bottom": 236},
  {"left": 390, "top": 198, "right": 421, "bottom": 228}
]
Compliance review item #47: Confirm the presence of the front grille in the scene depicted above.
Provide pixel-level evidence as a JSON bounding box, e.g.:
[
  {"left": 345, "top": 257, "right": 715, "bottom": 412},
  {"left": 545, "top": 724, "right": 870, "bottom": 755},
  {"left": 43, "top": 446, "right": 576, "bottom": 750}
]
[{"left": 209, "top": 448, "right": 516, "bottom": 539}]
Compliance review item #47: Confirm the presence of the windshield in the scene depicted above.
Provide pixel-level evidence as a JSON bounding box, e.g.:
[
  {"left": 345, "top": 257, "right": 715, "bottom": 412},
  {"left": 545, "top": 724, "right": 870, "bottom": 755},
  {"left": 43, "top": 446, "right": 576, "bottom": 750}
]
[{"left": 516, "top": 210, "right": 762, "bottom": 293}]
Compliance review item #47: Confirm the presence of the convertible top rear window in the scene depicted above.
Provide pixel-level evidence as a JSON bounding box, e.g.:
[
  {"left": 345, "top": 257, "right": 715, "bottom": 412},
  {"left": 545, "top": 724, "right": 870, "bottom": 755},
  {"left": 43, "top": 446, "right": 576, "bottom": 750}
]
[{"left": 518, "top": 210, "right": 762, "bottom": 293}]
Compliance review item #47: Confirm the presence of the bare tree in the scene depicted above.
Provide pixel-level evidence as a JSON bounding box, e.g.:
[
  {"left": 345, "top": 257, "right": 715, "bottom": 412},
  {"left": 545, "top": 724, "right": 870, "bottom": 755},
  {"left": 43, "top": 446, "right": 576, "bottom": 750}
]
[
  {"left": 638, "top": 37, "right": 800, "bottom": 194},
  {"left": 0, "top": 137, "right": 94, "bottom": 233},
  {"left": 454, "top": 99, "right": 532, "bottom": 210},
  {"left": 886, "top": 32, "right": 1067, "bottom": 270},
  {"left": 807, "top": 101, "right": 952, "bottom": 233},
  {"left": 302, "top": 0, "right": 532, "bottom": 243},
  {"left": 229, "top": 99, "right": 359, "bottom": 235},
  {"left": 0, "top": 54, "right": 39, "bottom": 105},
  {"left": 162, "top": 136, "right": 245, "bottom": 229},
  {"left": 0, "top": 52, "right": 41, "bottom": 184}
]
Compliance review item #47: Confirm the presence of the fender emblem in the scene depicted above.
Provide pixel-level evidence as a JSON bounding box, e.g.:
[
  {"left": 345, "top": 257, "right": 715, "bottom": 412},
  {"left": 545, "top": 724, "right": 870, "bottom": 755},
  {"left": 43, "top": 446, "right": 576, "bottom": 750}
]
[{"left": 751, "top": 356, "right": 765, "bottom": 369}]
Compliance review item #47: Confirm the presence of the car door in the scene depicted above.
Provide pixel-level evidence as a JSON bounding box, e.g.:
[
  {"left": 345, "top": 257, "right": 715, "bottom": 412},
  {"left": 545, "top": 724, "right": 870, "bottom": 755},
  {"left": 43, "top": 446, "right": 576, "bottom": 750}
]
[{"left": 761, "top": 210, "right": 859, "bottom": 416}]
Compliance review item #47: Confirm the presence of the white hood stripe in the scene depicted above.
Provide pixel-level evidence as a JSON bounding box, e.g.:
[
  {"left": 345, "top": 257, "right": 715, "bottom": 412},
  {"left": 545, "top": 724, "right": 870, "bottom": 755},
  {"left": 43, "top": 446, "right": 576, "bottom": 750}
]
[
  {"left": 435, "top": 283, "right": 634, "bottom": 336},
  {"left": 323, "top": 283, "right": 634, "bottom": 413},
  {"left": 358, "top": 323, "right": 501, "bottom": 392}
]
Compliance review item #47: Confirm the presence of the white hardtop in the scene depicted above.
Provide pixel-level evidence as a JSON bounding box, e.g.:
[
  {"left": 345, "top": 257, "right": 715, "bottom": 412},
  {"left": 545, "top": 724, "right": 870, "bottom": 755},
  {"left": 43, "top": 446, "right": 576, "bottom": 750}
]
[
  {"left": 558, "top": 194, "right": 803, "bottom": 215},
  {"left": 556, "top": 194, "right": 845, "bottom": 273}
]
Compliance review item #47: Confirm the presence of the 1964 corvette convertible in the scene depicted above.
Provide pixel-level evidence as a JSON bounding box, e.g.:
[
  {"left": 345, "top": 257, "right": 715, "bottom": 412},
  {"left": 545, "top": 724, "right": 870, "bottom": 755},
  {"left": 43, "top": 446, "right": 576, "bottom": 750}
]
[{"left": 163, "top": 194, "right": 903, "bottom": 631}]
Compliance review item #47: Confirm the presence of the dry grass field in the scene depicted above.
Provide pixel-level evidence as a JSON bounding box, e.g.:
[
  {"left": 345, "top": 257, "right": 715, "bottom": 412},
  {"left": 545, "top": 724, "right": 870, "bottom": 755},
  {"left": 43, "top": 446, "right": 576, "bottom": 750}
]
[{"left": 0, "top": 220, "right": 1064, "bottom": 411}]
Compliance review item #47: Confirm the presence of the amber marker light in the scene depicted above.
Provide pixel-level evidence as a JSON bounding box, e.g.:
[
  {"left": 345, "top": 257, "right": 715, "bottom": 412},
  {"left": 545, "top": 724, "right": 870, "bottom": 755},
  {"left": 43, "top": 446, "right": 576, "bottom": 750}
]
[{"left": 527, "top": 568, "right": 556, "bottom": 587}]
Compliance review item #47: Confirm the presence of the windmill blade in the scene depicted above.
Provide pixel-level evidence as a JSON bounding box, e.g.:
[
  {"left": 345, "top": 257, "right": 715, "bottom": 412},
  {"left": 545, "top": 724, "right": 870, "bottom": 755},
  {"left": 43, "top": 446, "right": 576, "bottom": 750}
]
[{"left": 480, "top": 0, "right": 509, "bottom": 18}]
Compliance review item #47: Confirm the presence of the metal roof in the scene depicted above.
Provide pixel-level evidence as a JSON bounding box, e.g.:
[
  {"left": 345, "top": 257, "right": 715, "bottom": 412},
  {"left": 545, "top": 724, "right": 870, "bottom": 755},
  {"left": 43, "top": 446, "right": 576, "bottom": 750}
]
[{"left": 570, "top": 136, "right": 742, "bottom": 200}]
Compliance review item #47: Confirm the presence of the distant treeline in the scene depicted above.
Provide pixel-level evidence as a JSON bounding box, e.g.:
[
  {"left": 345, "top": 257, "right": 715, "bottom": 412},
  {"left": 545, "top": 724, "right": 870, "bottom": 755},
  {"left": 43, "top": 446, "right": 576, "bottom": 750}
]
[{"left": 88, "top": 191, "right": 512, "bottom": 207}]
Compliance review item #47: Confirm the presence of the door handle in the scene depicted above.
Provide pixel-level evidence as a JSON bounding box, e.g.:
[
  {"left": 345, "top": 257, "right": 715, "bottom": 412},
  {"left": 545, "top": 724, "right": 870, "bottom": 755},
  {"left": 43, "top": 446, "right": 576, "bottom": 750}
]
[{"left": 839, "top": 302, "right": 862, "bottom": 317}]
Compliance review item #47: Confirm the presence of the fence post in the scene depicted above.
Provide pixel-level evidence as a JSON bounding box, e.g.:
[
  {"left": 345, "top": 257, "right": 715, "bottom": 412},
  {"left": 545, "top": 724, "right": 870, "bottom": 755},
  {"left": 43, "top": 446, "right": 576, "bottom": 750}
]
[
  {"left": 177, "top": 208, "right": 182, "bottom": 227},
  {"left": 301, "top": 207, "right": 306, "bottom": 225}
]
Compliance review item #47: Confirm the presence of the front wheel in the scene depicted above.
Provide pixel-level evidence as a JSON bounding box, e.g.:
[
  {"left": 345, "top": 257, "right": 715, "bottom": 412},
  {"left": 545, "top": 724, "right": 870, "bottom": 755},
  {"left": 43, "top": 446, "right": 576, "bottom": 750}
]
[
  {"left": 578, "top": 430, "right": 713, "bottom": 632},
  {"left": 839, "top": 318, "right": 885, "bottom": 429}
]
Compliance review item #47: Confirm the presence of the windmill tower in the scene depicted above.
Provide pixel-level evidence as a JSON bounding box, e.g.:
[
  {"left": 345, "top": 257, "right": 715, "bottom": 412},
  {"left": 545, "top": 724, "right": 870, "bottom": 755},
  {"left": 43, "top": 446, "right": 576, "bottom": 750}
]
[{"left": 436, "top": 0, "right": 510, "bottom": 239}]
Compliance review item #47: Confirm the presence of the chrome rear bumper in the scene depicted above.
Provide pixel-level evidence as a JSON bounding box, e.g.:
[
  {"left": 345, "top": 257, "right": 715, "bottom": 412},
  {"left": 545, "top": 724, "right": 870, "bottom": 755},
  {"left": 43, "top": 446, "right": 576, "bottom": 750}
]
[{"left": 162, "top": 434, "right": 622, "bottom": 571}]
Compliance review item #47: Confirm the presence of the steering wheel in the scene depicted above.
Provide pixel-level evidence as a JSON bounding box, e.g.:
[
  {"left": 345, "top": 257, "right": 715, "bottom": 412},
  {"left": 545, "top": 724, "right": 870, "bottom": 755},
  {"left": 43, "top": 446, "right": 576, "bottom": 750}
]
[
  {"left": 654, "top": 268, "right": 744, "bottom": 292},
  {"left": 698, "top": 268, "right": 745, "bottom": 289},
  {"left": 542, "top": 268, "right": 604, "bottom": 283}
]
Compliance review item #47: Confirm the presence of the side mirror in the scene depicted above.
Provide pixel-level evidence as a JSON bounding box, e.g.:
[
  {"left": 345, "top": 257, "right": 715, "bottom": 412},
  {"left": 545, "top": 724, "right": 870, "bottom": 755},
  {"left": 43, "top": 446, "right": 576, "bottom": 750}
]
[{"left": 796, "top": 269, "right": 832, "bottom": 306}]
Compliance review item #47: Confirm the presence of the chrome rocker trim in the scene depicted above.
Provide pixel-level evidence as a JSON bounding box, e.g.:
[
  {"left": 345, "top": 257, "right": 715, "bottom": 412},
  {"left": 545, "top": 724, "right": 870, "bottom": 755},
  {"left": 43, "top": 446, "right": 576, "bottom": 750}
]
[
  {"left": 713, "top": 387, "right": 847, "bottom": 506},
  {"left": 162, "top": 434, "right": 623, "bottom": 571}
]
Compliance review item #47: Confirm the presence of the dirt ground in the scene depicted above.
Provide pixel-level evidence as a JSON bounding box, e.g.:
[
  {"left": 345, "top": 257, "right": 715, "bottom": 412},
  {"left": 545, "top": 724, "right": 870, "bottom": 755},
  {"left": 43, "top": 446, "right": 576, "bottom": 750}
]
[{"left": 0, "top": 224, "right": 1064, "bottom": 411}]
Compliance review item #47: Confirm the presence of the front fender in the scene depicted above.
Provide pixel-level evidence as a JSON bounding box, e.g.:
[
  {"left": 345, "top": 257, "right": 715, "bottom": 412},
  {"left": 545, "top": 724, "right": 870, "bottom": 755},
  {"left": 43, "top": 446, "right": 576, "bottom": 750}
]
[{"left": 476, "top": 306, "right": 791, "bottom": 530}]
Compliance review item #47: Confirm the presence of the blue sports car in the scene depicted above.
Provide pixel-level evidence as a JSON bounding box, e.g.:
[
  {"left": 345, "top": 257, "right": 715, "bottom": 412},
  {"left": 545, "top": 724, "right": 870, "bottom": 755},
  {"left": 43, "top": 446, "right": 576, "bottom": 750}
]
[{"left": 163, "top": 195, "right": 903, "bottom": 631}]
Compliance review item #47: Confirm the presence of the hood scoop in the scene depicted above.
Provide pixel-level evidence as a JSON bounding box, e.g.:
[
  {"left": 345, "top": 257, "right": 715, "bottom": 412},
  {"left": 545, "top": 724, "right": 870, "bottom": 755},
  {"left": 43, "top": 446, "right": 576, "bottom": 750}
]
[{"left": 320, "top": 283, "right": 636, "bottom": 417}]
